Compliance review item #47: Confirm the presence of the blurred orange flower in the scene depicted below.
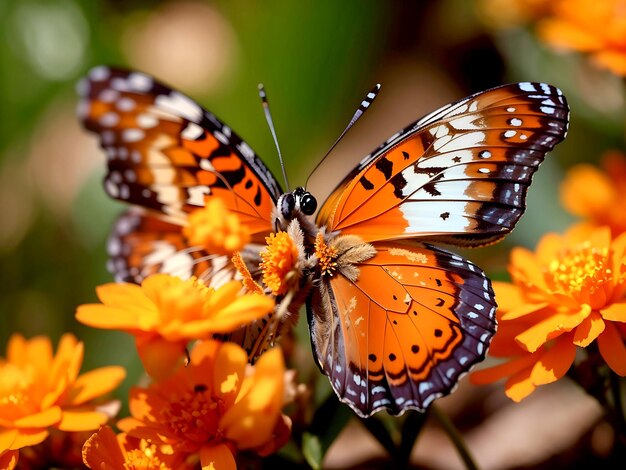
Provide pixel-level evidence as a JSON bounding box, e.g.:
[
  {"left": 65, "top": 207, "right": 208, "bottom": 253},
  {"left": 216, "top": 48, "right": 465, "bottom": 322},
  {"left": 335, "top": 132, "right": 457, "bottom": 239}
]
[
  {"left": 76, "top": 273, "right": 274, "bottom": 379},
  {"left": 117, "top": 341, "right": 290, "bottom": 470},
  {"left": 0, "top": 334, "right": 125, "bottom": 468},
  {"left": 471, "top": 228, "right": 626, "bottom": 401},
  {"left": 83, "top": 425, "right": 195, "bottom": 470},
  {"left": 184, "top": 198, "right": 251, "bottom": 256},
  {"left": 537, "top": 0, "right": 626, "bottom": 76},
  {"left": 561, "top": 151, "right": 626, "bottom": 237}
]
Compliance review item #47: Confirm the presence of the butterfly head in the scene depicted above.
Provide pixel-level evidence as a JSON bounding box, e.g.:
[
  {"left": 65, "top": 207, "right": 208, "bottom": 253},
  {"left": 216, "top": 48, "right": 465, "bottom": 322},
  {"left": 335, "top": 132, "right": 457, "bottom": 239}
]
[{"left": 276, "top": 187, "right": 317, "bottom": 225}]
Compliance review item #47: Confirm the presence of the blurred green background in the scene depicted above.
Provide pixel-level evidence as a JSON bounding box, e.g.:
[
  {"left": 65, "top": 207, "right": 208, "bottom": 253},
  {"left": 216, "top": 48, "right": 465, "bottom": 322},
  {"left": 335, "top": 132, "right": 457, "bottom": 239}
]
[{"left": 1, "top": 0, "right": 624, "bottom": 467}]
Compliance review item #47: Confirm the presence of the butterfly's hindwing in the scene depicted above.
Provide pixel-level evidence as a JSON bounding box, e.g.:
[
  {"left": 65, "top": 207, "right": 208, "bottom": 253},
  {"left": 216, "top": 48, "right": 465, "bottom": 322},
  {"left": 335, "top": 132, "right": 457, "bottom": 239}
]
[
  {"left": 307, "top": 242, "right": 497, "bottom": 417},
  {"left": 317, "top": 82, "right": 569, "bottom": 246},
  {"left": 107, "top": 208, "right": 234, "bottom": 287}
]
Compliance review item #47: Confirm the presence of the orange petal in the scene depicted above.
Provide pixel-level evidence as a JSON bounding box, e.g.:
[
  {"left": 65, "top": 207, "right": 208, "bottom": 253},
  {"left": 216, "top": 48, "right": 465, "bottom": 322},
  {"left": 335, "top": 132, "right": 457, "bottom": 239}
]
[
  {"left": 535, "top": 233, "right": 565, "bottom": 263},
  {"left": 597, "top": 321, "right": 626, "bottom": 376},
  {"left": 205, "top": 281, "right": 241, "bottom": 312},
  {"left": 213, "top": 343, "right": 247, "bottom": 408},
  {"left": 96, "top": 282, "right": 151, "bottom": 310},
  {"left": 199, "top": 443, "right": 236, "bottom": 470},
  {"left": 538, "top": 18, "right": 604, "bottom": 51},
  {"left": 573, "top": 311, "right": 605, "bottom": 347},
  {"left": 6, "top": 334, "right": 27, "bottom": 366},
  {"left": 82, "top": 426, "right": 126, "bottom": 469},
  {"left": 491, "top": 282, "right": 525, "bottom": 312},
  {"left": 559, "top": 164, "right": 614, "bottom": 217},
  {"left": 509, "top": 247, "right": 548, "bottom": 291},
  {"left": 531, "top": 336, "right": 576, "bottom": 386},
  {"left": 182, "top": 295, "right": 275, "bottom": 336},
  {"left": 58, "top": 409, "right": 110, "bottom": 432},
  {"left": 13, "top": 407, "right": 62, "bottom": 428},
  {"left": 0, "top": 429, "right": 17, "bottom": 452},
  {"left": 0, "top": 449, "right": 18, "bottom": 470},
  {"left": 25, "top": 336, "right": 53, "bottom": 373},
  {"left": 9, "top": 429, "right": 49, "bottom": 450},
  {"left": 505, "top": 367, "right": 536, "bottom": 402},
  {"left": 470, "top": 354, "right": 537, "bottom": 385},
  {"left": 219, "top": 348, "right": 285, "bottom": 449},
  {"left": 501, "top": 301, "right": 550, "bottom": 321},
  {"left": 593, "top": 50, "right": 626, "bottom": 76},
  {"left": 515, "top": 306, "right": 591, "bottom": 352},
  {"left": 600, "top": 301, "right": 626, "bottom": 322},
  {"left": 68, "top": 366, "right": 126, "bottom": 406},
  {"left": 136, "top": 337, "right": 186, "bottom": 381},
  {"left": 127, "top": 387, "right": 168, "bottom": 424},
  {"left": 75, "top": 304, "right": 153, "bottom": 330}
]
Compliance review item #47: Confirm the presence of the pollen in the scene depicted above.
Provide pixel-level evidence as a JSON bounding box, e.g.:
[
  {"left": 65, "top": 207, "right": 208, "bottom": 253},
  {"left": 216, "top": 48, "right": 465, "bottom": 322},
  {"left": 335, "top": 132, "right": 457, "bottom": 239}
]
[
  {"left": 547, "top": 244, "right": 612, "bottom": 297},
  {"left": 315, "top": 233, "right": 338, "bottom": 276},
  {"left": 125, "top": 442, "right": 170, "bottom": 469},
  {"left": 260, "top": 231, "right": 299, "bottom": 296},
  {"left": 184, "top": 198, "right": 250, "bottom": 255},
  {"left": 162, "top": 387, "right": 223, "bottom": 444}
]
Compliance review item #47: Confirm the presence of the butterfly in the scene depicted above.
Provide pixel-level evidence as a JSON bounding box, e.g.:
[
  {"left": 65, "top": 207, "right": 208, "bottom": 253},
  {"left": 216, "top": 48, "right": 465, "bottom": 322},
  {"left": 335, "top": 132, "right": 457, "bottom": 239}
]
[{"left": 77, "top": 66, "right": 569, "bottom": 418}]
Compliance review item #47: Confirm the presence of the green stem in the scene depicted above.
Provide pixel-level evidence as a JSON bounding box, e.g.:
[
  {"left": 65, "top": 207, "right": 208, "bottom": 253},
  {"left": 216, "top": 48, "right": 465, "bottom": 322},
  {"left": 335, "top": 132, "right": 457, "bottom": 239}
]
[{"left": 431, "top": 405, "right": 479, "bottom": 470}]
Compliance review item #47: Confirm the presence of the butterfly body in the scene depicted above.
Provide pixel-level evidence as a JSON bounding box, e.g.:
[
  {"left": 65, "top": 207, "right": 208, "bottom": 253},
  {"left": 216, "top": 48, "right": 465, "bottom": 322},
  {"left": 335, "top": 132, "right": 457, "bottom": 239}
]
[{"left": 78, "top": 67, "right": 569, "bottom": 417}]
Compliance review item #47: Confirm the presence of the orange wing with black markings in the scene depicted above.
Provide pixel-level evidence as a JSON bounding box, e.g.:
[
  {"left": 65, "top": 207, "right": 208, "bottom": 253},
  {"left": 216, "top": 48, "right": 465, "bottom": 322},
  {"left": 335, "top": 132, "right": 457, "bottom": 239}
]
[
  {"left": 78, "top": 66, "right": 282, "bottom": 239},
  {"left": 316, "top": 83, "right": 569, "bottom": 246},
  {"left": 308, "top": 242, "right": 497, "bottom": 417}
]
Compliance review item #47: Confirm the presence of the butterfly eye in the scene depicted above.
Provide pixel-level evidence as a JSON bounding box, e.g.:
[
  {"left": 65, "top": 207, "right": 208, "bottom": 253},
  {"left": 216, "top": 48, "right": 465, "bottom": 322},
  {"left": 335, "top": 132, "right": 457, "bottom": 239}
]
[{"left": 300, "top": 193, "right": 317, "bottom": 215}]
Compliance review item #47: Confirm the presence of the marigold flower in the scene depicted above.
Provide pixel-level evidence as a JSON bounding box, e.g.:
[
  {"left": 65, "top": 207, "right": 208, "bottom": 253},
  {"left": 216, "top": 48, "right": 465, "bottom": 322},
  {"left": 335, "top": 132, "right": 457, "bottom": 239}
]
[
  {"left": 471, "top": 228, "right": 626, "bottom": 401},
  {"left": 116, "top": 341, "right": 291, "bottom": 470},
  {"left": 260, "top": 221, "right": 304, "bottom": 296},
  {"left": 561, "top": 151, "right": 626, "bottom": 237},
  {"left": 537, "top": 0, "right": 626, "bottom": 76},
  {"left": 76, "top": 273, "right": 274, "bottom": 379},
  {"left": 83, "top": 425, "right": 195, "bottom": 470},
  {"left": 0, "top": 334, "right": 125, "bottom": 467},
  {"left": 184, "top": 198, "right": 250, "bottom": 255}
]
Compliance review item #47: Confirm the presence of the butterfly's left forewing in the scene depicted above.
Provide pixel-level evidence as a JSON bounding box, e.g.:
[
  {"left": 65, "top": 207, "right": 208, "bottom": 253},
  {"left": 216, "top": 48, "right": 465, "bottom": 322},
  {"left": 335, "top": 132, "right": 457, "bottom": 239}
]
[{"left": 308, "top": 242, "right": 496, "bottom": 417}]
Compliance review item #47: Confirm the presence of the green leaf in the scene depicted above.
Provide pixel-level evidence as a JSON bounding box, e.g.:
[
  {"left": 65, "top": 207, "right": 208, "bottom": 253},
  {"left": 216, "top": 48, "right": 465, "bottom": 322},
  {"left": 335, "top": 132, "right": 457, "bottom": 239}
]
[{"left": 302, "top": 432, "right": 323, "bottom": 470}]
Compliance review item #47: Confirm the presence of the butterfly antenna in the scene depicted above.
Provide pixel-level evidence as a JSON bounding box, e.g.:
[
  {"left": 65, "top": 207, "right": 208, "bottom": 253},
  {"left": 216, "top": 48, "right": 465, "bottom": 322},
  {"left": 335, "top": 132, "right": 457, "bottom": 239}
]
[
  {"left": 307, "top": 83, "right": 381, "bottom": 183},
  {"left": 258, "top": 84, "right": 290, "bottom": 191}
]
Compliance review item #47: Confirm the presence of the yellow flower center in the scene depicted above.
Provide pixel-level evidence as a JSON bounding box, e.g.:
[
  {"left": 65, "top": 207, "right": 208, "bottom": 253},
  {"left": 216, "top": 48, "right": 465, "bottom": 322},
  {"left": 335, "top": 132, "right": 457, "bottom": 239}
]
[
  {"left": 547, "top": 243, "right": 612, "bottom": 299},
  {"left": 184, "top": 198, "right": 250, "bottom": 255},
  {"left": 161, "top": 386, "right": 224, "bottom": 447},
  {"left": 260, "top": 232, "right": 299, "bottom": 296},
  {"left": 315, "top": 233, "right": 338, "bottom": 276},
  {"left": 149, "top": 275, "right": 210, "bottom": 325},
  {"left": 125, "top": 442, "right": 169, "bottom": 470},
  {"left": 0, "top": 363, "right": 37, "bottom": 420}
]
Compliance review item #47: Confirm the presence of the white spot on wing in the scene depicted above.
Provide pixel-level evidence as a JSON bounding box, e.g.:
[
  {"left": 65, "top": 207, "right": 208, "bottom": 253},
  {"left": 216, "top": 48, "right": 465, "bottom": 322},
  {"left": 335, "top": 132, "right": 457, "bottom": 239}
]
[{"left": 156, "top": 92, "right": 203, "bottom": 122}]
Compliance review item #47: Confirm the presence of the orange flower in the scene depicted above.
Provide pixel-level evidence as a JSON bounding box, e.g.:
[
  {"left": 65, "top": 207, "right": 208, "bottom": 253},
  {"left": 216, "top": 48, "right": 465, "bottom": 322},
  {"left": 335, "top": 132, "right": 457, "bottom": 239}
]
[
  {"left": 0, "top": 334, "right": 125, "bottom": 466},
  {"left": 260, "top": 224, "right": 303, "bottom": 296},
  {"left": 76, "top": 273, "right": 274, "bottom": 380},
  {"left": 83, "top": 425, "right": 195, "bottom": 470},
  {"left": 184, "top": 198, "right": 250, "bottom": 255},
  {"left": 471, "top": 228, "right": 626, "bottom": 401},
  {"left": 537, "top": 0, "right": 626, "bottom": 76},
  {"left": 561, "top": 151, "right": 626, "bottom": 237},
  {"left": 117, "top": 341, "right": 291, "bottom": 470}
]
